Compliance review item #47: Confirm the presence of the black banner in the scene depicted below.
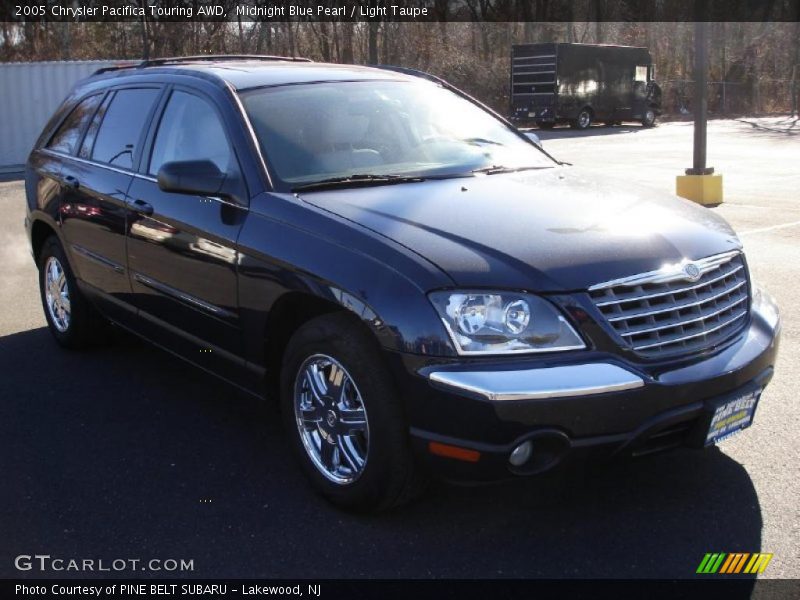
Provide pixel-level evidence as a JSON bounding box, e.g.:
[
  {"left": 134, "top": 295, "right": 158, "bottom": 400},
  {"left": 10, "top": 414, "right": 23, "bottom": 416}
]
[
  {"left": 5, "top": 579, "right": 800, "bottom": 600},
  {"left": 2, "top": 0, "right": 799, "bottom": 23}
]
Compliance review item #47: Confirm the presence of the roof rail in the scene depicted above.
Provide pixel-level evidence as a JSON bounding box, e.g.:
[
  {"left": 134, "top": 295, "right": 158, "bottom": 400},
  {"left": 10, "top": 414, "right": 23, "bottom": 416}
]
[
  {"left": 141, "top": 54, "right": 313, "bottom": 67},
  {"left": 93, "top": 61, "right": 139, "bottom": 75},
  {"left": 93, "top": 54, "right": 312, "bottom": 75}
]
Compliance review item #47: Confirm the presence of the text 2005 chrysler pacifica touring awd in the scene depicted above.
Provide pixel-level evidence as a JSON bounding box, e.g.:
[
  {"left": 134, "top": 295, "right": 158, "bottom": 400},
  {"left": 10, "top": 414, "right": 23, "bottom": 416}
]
[{"left": 25, "top": 56, "right": 780, "bottom": 510}]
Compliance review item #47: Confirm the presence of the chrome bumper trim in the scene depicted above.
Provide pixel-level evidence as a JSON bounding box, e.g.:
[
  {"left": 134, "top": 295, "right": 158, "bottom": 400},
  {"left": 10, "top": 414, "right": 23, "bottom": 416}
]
[{"left": 427, "top": 363, "right": 644, "bottom": 402}]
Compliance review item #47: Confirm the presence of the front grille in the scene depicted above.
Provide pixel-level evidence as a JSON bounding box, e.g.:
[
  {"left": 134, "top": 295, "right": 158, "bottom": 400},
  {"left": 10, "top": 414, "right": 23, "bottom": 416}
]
[{"left": 589, "top": 251, "right": 749, "bottom": 358}]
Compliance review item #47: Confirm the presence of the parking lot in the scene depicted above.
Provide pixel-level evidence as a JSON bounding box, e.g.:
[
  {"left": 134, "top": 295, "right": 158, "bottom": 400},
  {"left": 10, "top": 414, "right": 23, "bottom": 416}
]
[{"left": 1, "top": 117, "right": 798, "bottom": 579}]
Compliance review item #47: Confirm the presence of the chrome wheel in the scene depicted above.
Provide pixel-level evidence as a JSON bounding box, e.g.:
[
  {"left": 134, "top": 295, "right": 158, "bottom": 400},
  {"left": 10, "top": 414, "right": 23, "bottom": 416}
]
[
  {"left": 578, "top": 110, "right": 591, "bottom": 129},
  {"left": 44, "top": 256, "right": 70, "bottom": 333},
  {"left": 293, "top": 354, "right": 369, "bottom": 484},
  {"left": 643, "top": 109, "right": 656, "bottom": 126}
]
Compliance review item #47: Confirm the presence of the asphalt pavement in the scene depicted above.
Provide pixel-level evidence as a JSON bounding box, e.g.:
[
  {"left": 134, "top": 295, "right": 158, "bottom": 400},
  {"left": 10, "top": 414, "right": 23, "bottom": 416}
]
[{"left": 1, "top": 117, "right": 798, "bottom": 579}]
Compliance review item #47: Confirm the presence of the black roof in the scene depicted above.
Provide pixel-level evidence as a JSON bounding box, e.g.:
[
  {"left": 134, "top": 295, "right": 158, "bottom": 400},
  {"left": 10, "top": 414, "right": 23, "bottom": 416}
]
[
  {"left": 513, "top": 43, "right": 649, "bottom": 50},
  {"left": 91, "top": 56, "right": 417, "bottom": 91}
]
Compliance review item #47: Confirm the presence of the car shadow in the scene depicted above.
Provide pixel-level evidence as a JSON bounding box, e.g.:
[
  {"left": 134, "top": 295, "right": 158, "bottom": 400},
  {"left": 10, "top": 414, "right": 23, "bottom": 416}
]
[{"left": 1, "top": 327, "right": 762, "bottom": 583}]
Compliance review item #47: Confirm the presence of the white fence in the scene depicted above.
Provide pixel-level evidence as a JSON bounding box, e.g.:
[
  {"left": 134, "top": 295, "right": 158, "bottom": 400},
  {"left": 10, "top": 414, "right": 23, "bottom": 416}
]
[{"left": 0, "top": 61, "right": 116, "bottom": 172}]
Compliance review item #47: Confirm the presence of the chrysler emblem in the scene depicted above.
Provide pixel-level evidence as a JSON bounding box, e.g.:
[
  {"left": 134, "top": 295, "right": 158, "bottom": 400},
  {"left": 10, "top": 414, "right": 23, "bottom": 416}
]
[{"left": 683, "top": 263, "right": 702, "bottom": 282}]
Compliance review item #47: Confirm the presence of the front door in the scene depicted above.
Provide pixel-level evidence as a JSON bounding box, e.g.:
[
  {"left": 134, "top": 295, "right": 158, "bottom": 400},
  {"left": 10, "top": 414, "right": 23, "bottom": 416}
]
[{"left": 125, "top": 88, "right": 247, "bottom": 379}]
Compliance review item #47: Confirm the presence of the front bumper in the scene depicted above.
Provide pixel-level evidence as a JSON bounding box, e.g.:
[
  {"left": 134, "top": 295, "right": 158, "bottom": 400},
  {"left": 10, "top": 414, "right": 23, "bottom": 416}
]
[{"left": 394, "top": 287, "right": 781, "bottom": 482}]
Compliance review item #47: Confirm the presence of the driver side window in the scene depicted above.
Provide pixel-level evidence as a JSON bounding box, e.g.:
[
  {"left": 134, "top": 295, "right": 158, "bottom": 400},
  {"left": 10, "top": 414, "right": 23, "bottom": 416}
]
[{"left": 149, "top": 91, "right": 234, "bottom": 176}]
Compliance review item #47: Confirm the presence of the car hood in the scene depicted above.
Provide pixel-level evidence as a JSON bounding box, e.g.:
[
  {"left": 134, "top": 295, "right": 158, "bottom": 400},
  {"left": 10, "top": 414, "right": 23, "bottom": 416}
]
[{"left": 298, "top": 167, "right": 741, "bottom": 292}]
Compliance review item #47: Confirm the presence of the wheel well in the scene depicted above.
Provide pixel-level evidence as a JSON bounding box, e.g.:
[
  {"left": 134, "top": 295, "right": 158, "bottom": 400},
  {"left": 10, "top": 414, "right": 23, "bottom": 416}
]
[
  {"left": 30, "top": 219, "right": 56, "bottom": 264},
  {"left": 263, "top": 292, "right": 353, "bottom": 392}
]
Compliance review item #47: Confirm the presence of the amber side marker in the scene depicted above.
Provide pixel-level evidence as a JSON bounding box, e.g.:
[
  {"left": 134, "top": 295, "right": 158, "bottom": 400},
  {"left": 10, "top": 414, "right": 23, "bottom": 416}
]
[{"left": 428, "top": 441, "right": 481, "bottom": 463}]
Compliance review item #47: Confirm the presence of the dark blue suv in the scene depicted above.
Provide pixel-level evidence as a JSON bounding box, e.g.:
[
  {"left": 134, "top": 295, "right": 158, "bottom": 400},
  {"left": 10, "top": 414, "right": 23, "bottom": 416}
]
[{"left": 25, "top": 56, "right": 781, "bottom": 510}]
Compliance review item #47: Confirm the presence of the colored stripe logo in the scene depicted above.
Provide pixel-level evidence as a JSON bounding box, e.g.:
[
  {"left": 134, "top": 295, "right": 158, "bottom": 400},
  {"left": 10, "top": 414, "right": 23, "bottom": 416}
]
[{"left": 696, "top": 553, "right": 773, "bottom": 574}]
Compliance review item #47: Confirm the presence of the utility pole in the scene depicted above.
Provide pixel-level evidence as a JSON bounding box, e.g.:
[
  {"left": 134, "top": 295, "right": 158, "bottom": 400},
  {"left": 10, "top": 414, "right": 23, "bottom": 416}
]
[
  {"left": 676, "top": 6, "right": 723, "bottom": 206},
  {"left": 688, "top": 20, "right": 713, "bottom": 176}
]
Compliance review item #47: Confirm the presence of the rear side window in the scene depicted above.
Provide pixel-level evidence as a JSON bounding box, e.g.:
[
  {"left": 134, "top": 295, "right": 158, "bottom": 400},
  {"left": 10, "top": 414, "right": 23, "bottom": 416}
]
[
  {"left": 78, "top": 94, "right": 112, "bottom": 160},
  {"left": 47, "top": 94, "right": 102, "bottom": 155},
  {"left": 90, "top": 88, "right": 160, "bottom": 169},
  {"left": 148, "top": 91, "right": 234, "bottom": 176}
]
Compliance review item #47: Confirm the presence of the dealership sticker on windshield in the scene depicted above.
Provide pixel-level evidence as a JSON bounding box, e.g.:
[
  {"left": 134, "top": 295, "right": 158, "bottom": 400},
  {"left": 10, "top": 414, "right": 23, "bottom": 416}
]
[{"left": 705, "top": 389, "right": 762, "bottom": 446}]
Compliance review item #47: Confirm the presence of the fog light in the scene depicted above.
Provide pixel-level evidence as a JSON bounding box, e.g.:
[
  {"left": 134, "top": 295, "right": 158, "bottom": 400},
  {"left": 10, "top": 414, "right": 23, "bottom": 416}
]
[{"left": 509, "top": 441, "right": 533, "bottom": 467}]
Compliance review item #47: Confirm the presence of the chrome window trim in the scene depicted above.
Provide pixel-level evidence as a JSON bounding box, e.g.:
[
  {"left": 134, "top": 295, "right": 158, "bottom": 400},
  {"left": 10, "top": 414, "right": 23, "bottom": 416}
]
[
  {"left": 225, "top": 81, "right": 274, "bottom": 191},
  {"left": 41, "top": 148, "right": 144, "bottom": 179},
  {"left": 40, "top": 149, "right": 247, "bottom": 211},
  {"left": 589, "top": 250, "right": 742, "bottom": 292},
  {"left": 427, "top": 363, "right": 644, "bottom": 402},
  {"left": 200, "top": 195, "right": 246, "bottom": 210}
]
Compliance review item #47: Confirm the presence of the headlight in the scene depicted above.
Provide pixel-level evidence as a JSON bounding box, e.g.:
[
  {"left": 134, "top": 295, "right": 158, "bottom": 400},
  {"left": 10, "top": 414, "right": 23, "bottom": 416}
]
[{"left": 428, "top": 291, "right": 585, "bottom": 355}]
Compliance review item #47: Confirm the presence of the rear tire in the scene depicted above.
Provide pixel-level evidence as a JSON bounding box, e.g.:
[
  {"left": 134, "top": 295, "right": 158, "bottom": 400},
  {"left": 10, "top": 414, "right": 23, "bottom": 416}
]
[
  {"left": 37, "top": 235, "right": 109, "bottom": 349},
  {"left": 571, "top": 108, "right": 593, "bottom": 130},
  {"left": 280, "top": 312, "right": 424, "bottom": 511}
]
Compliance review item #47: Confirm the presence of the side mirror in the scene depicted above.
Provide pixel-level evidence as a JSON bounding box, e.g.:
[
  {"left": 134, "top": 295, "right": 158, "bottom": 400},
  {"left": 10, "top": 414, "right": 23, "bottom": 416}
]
[
  {"left": 524, "top": 131, "right": 543, "bottom": 148},
  {"left": 157, "top": 160, "right": 231, "bottom": 199}
]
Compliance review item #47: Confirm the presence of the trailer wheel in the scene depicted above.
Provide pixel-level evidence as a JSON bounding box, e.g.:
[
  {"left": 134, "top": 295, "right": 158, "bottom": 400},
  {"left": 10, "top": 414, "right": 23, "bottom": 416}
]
[
  {"left": 571, "top": 108, "right": 593, "bottom": 130},
  {"left": 642, "top": 109, "right": 657, "bottom": 127}
]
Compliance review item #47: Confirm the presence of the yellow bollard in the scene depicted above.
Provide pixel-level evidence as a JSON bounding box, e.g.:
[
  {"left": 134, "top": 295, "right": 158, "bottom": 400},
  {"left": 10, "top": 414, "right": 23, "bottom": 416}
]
[{"left": 676, "top": 173, "right": 723, "bottom": 206}]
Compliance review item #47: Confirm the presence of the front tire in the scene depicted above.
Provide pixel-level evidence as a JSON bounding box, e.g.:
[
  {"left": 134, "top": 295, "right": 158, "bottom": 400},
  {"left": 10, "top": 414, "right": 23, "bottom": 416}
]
[
  {"left": 280, "top": 313, "right": 424, "bottom": 511},
  {"left": 642, "top": 108, "right": 657, "bottom": 127},
  {"left": 38, "top": 235, "right": 108, "bottom": 348}
]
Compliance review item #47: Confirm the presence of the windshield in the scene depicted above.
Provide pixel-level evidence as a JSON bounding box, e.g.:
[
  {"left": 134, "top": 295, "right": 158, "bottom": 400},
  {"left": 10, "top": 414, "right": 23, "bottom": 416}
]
[{"left": 240, "top": 80, "right": 554, "bottom": 188}]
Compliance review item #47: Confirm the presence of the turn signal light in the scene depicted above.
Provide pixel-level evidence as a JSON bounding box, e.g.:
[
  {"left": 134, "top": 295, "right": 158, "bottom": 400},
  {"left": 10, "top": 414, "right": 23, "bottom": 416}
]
[{"left": 428, "top": 441, "right": 481, "bottom": 463}]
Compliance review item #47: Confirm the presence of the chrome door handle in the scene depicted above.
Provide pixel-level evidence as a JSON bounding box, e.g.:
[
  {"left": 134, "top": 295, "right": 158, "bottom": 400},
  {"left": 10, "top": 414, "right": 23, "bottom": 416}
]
[{"left": 131, "top": 199, "right": 154, "bottom": 217}]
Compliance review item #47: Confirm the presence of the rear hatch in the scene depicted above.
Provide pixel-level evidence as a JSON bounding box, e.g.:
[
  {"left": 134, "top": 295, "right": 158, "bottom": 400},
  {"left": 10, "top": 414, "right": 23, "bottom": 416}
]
[{"left": 511, "top": 43, "right": 558, "bottom": 121}]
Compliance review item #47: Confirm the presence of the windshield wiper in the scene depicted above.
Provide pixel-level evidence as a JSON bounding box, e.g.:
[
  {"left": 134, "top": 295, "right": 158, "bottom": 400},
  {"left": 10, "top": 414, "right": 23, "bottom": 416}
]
[
  {"left": 461, "top": 137, "right": 504, "bottom": 146},
  {"left": 470, "top": 165, "right": 551, "bottom": 175},
  {"left": 292, "top": 174, "right": 426, "bottom": 193}
]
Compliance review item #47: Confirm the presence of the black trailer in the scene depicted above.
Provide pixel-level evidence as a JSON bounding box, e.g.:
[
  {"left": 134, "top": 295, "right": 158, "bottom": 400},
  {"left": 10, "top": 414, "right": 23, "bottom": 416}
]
[{"left": 510, "top": 43, "right": 662, "bottom": 129}]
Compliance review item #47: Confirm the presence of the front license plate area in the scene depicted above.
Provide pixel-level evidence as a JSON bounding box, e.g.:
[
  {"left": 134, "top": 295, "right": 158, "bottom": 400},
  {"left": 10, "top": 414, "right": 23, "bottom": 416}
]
[{"left": 705, "top": 388, "right": 762, "bottom": 446}]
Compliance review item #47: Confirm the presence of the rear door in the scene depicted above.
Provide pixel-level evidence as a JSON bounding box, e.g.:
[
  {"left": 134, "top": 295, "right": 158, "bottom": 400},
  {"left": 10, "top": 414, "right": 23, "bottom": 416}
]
[
  {"left": 632, "top": 64, "right": 650, "bottom": 118},
  {"left": 125, "top": 86, "right": 248, "bottom": 378},
  {"left": 511, "top": 43, "right": 558, "bottom": 121},
  {"left": 53, "top": 87, "right": 162, "bottom": 322}
]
